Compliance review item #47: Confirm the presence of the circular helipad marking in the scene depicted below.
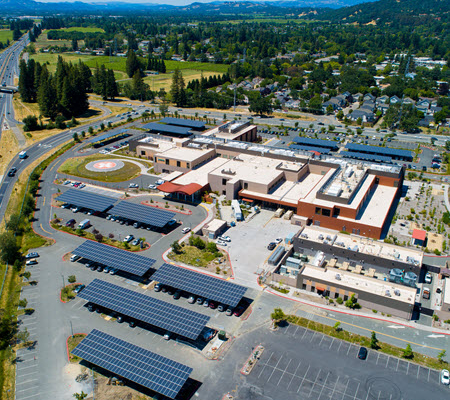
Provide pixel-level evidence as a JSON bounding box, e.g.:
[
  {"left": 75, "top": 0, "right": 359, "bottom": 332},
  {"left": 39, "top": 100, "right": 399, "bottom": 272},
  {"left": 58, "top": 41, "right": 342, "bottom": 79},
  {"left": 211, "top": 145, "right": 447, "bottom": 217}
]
[{"left": 85, "top": 159, "right": 125, "bottom": 172}]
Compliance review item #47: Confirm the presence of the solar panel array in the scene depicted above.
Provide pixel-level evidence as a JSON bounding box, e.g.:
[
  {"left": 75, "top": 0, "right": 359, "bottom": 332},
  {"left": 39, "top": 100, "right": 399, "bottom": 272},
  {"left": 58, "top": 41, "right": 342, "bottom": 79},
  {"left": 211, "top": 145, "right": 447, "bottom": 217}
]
[
  {"left": 72, "top": 329, "right": 192, "bottom": 399},
  {"left": 89, "top": 129, "right": 129, "bottom": 144},
  {"left": 73, "top": 240, "right": 155, "bottom": 276},
  {"left": 108, "top": 201, "right": 175, "bottom": 228},
  {"left": 142, "top": 122, "right": 192, "bottom": 136},
  {"left": 79, "top": 279, "right": 210, "bottom": 339},
  {"left": 341, "top": 151, "right": 392, "bottom": 163},
  {"left": 293, "top": 136, "right": 339, "bottom": 150},
  {"left": 151, "top": 263, "right": 247, "bottom": 307},
  {"left": 345, "top": 143, "right": 413, "bottom": 160},
  {"left": 56, "top": 189, "right": 117, "bottom": 212},
  {"left": 289, "top": 144, "right": 331, "bottom": 154},
  {"left": 160, "top": 117, "right": 205, "bottom": 130}
]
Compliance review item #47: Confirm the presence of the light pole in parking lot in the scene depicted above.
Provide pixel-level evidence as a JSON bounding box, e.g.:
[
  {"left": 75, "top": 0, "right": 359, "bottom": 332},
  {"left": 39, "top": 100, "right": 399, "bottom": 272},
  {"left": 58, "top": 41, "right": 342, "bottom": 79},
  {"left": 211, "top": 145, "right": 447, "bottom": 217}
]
[
  {"left": 61, "top": 274, "right": 65, "bottom": 288},
  {"left": 70, "top": 320, "right": 74, "bottom": 338}
]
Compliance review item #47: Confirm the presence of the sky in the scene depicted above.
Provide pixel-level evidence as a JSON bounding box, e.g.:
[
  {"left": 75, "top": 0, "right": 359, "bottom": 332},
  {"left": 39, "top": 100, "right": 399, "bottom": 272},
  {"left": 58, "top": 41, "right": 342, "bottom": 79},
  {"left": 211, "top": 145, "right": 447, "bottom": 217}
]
[{"left": 38, "top": 0, "right": 228, "bottom": 4}]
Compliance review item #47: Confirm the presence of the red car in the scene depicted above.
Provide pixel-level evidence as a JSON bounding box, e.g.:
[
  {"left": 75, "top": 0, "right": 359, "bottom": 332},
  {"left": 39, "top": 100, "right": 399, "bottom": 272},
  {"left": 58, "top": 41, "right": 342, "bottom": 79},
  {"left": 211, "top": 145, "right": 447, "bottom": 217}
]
[
  {"left": 233, "top": 307, "right": 244, "bottom": 317},
  {"left": 209, "top": 301, "right": 217, "bottom": 309}
]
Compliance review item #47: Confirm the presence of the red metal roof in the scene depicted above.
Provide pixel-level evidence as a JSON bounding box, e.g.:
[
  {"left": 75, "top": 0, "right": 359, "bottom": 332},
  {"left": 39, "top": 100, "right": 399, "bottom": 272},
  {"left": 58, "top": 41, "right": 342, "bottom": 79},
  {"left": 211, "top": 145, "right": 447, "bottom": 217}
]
[
  {"left": 158, "top": 181, "right": 203, "bottom": 196},
  {"left": 412, "top": 229, "right": 426, "bottom": 241}
]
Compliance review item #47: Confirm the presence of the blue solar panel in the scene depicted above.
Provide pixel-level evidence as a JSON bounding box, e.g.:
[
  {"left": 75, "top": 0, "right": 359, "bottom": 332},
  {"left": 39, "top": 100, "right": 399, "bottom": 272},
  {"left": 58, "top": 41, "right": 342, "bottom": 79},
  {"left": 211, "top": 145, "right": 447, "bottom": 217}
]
[
  {"left": 345, "top": 143, "right": 412, "bottom": 160},
  {"left": 160, "top": 117, "right": 205, "bottom": 129},
  {"left": 73, "top": 240, "right": 155, "bottom": 276},
  {"left": 88, "top": 129, "right": 129, "bottom": 144},
  {"left": 151, "top": 264, "right": 247, "bottom": 307},
  {"left": 142, "top": 122, "right": 192, "bottom": 136},
  {"left": 289, "top": 144, "right": 331, "bottom": 154},
  {"left": 293, "top": 136, "right": 339, "bottom": 150},
  {"left": 108, "top": 201, "right": 175, "bottom": 228},
  {"left": 78, "top": 279, "right": 210, "bottom": 339},
  {"left": 341, "top": 151, "right": 392, "bottom": 163},
  {"left": 56, "top": 189, "right": 117, "bottom": 212},
  {"left": 72, "top": 329, "right": 192, "bottom": 399}
]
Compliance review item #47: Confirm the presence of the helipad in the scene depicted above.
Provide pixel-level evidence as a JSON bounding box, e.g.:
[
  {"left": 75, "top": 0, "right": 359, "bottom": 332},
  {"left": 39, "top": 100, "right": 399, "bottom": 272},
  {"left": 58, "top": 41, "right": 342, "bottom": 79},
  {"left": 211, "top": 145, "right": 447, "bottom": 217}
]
[{"left": 85, "top": 159, "right": 125, "bottom": 172}]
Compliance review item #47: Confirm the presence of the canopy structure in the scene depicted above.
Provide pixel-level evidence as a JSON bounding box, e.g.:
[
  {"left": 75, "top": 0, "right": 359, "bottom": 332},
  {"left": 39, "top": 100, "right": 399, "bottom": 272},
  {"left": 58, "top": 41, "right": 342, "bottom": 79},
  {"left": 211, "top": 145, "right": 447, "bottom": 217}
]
[{"left": 158, "top": 181, "right": 204, "bottom": 196}]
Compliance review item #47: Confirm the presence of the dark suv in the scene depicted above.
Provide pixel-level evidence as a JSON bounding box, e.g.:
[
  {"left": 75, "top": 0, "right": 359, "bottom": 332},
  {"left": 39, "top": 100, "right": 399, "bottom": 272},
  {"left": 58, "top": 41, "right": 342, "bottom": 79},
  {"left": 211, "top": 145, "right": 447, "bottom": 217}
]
[
  {"left": 8, "top": 167, "right": 17, "bottom": 177},
  {"left": 267, "top": 242, "right": 277, "bottom": 251}
]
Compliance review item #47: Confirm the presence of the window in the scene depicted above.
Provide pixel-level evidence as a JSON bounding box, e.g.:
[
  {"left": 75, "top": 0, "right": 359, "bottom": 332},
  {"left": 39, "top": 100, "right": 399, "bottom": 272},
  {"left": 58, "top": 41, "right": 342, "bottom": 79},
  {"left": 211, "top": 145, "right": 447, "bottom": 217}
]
[
  {"left": 342, "top": 225, "right": 346, "bottom": 232},
  {"left": 315, "top": 207, "right": 322, "bottom": 215},
  {"left": 186, "top": 163, "right": 190, "bottom": 169},
  {"left": 165, "top": 159, "right": 169, "bottom": 165},
  {"left": 222, "top": 178, "right": 227, "bottom": 185},
  {"left": 333, "top": 207, "right": 340, "bottom": 218},
  {"left": 302, "top": 284, "right": 306, "bottom": 290},
  {"left": 222, "top": 190, "right": 226, "bottom": 195},
  {"left": 322, "top": 208, "right": 331, "bottom": 217},
  {"left": 243, "top": 182, "right": 248, "bottom": 189},
  {"left": 140, "top": 151, "right": 145, "bottom": 156},
  {"left": 352, "top": 228, "right": 360, "bottom": 235},
  {"left": 344, "top": 295, "right": 348, "bottom": 301},
  {"left": 177, "top": 161, "right": 181, "bottom": 167}
]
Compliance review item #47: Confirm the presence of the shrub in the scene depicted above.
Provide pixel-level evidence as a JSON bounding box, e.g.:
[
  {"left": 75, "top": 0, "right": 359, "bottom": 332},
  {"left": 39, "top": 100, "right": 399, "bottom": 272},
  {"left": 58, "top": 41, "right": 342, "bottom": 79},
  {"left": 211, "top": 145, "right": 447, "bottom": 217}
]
[{"left": 336, "top": 297, "right": 343, "bottom": 304}]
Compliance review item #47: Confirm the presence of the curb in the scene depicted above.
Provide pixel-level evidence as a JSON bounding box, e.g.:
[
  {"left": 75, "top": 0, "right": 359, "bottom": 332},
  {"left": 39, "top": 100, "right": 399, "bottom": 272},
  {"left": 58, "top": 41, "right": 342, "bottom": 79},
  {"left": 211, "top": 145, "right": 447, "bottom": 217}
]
[
  {"left": 140, "top": 201, "right": 192, "bottom": 215},
  {"left": 59, "top": 282, "right": 81, "bottom": 303},
  {"left": 66, "top": 333, "right": 88, "bottom": 362}
]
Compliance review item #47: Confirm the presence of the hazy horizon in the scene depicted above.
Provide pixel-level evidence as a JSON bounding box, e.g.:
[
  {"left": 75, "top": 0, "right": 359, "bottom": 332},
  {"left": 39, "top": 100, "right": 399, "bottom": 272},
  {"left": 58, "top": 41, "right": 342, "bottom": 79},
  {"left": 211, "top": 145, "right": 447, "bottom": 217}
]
[{"left": 36, "top": 0, "right": 241, "bottom": 4}]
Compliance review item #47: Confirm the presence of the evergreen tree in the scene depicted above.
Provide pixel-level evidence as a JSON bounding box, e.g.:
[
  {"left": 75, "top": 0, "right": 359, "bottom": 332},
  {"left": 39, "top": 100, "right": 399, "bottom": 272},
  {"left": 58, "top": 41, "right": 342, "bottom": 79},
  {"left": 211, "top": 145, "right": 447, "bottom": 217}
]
[
  {"left": 170, "top": 68, "right": 186, "bottom": 107},
  {"left": 106, "top": 69, "right": 118, "bottom": 100},
  {"left": 126, "top": 50, "right": 141, "bottom": 78}
]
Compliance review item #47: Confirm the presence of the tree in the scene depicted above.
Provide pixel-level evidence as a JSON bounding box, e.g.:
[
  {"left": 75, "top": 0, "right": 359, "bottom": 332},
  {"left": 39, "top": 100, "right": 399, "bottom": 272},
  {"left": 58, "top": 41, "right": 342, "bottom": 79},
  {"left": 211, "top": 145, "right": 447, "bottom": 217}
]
[
  {"left": 0, "top": 232, "right": 20, "bottom": 264},
  {"left": 402, "top": 344, "right": 413, "bottom": 359},
  {"left": 171, "top": 241, "right": 182, "bottom": 254},
  {"left": 249, "top": 94, "right": 272, "bottom": 116},
  {"left": 159, "top": 101, "right": 169, "bottom": 117},
  {"left": 437, "top": 349, "right": 446, "bottom": 363},
  {"left": 16, "top": 328, "right": 30, "bottom": 344},
  {"left": 271, "top": 308, "right": 285, "bottom": 323},
  {"left": 345, "top": 294, "right": 361, "bottom": 309},
  {"left": 68, "top": 275, "right": 76, "bottom": 283},
  {"left": 22, "top": 271, "right": 31, "bottom": 281},
  {"left": 126, "top": 50, "right": 141, "bottom": 78},
  {"left": 73, "top": 392, "right": 88, "bottom": 400},
  {"left": 72, "top": 132, "right": 79, "bottom": 142},
  {"left": 170, "top": 68, "right": 186, "bottom": 107},
  {"left": 370, "top": 331, "right": 379, "bottom": 349},
  {"left": 18, "top": 298, "right": 28, "bottom": 308},
  {"left": 333, "top": 322, "right": 341, "bottom": 332}
]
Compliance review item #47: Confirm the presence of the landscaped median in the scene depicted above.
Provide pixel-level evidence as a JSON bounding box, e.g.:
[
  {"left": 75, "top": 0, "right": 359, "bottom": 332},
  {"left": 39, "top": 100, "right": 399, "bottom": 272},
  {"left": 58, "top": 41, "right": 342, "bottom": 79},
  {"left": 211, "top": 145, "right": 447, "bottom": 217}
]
[
  {"left": 273, "top": 309, "right": 449, "bottom": 371},
  {"left": 67, "top": 334, "right": 87, "bottom": 363}
]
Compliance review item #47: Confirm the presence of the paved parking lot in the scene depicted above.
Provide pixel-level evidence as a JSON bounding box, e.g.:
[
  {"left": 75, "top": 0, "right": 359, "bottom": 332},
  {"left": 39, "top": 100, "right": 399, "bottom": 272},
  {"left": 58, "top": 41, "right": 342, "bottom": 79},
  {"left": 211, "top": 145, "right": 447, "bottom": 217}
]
[{"left": 198, "top": 321, "right": 448, "bottom": 400}]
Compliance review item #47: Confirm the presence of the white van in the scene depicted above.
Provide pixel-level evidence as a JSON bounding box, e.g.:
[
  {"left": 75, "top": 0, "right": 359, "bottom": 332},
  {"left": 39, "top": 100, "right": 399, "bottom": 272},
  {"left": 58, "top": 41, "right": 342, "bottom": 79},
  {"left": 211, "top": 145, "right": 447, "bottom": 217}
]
[
  {"left": 78, "top": 219, "right": 90, "bottom": 229},
  {"left": 70, "top": 254, "right": 80, "bottom": 262}
]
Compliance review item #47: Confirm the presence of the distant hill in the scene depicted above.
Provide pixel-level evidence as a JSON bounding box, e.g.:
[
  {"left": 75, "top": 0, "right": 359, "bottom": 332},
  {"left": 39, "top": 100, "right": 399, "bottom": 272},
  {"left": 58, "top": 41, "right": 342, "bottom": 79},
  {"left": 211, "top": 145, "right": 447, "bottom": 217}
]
[{"left": 319, "top": 0, "right": 449, "bottom": 24}]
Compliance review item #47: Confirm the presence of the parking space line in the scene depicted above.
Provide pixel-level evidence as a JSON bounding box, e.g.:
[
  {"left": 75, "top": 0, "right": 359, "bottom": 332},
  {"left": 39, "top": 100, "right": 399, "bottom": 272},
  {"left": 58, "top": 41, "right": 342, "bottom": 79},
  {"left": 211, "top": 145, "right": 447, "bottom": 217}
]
[
  {"left": 319, "top": 334, "right": 324, "bottom": 346},
  {"left": 16, "top": 371, "right": 38, "bottom": 379},
  {"left": 287, "top": 361, "right": 301, "bottom": 389},
  {"left": 16, "top": 386, "right": 36, "bottom": 393},
  {"left": 267, "top": 356, "right": 282, "bottom": 382},
  {"left": 294, "top": 326, "right": 299, "bottom": 336},
  {"left": 406, "top": 362, "right": 409, "bottom": 375},
  {"left": 277, "top": 359, "right": 291, "bottom": 386},
  {"left": 16, "top": 365, "right": 37, "bottom": 372},
  {"left": 337, "top": 341, "right": 342, "bottom": 352},
  {"left": 427, "top": 368, "right": 430, "bottom": 382},
  {"left": 310, "top": 332, "right": 317, "bottom": 342},
  {"left": 16, "top": 378, "right": 38, "bottom": 386},
  {"left": 347, "top": 344, "right": 352, "bottom": 355},
  {"left": 257, "top": 362, "right": 268, "bottom": 379},
  {"left": 301, "top": 329, "right": 308, "bottom": 340},
  {"left": 343, "top": 379, "right": 349, "bottom": 397},
  {"left": 318, "top": 372, "right": 329, "bottom": 398},
  {"left": 396, "top": 358, "right": 400, "bottom": 371},
  {"left": 385, "top": 356, "right": 389, "bottom": 368},
  {"left": 17, "top": 392, "right": 41, "bottom": 400},
  {"left": 308, "top": 368, "right": 321, "bottom": 397},
  {"left": 297, "top": 365, "right": 310, "bottom": 393},
  {"left": 353, "top": 382, "right": 360, "bottom": 400},
  {"left": 331, "top": 377, "right": 339, "bottom": 400},
  {"left": 417, "top": 366, "right": 420, "bottom": 379},
  {"left": 376, "top": 353, "right": 380, "bottom": 365},
  {"left": 329, "top": 338, "right": 334, "bottom": 349}
]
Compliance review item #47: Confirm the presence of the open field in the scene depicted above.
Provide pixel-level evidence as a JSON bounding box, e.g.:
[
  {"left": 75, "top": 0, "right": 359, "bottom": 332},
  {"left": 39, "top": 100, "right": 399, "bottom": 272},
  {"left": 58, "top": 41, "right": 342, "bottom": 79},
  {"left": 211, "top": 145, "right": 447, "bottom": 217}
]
[
  {"left": 59, "top": 27, "right": 105, "bottom": 33},
  {"left": 0, "top": 30, "right": 13, "bottom": 44},
  {"left": 58, "top": 154, "right": 141, "bottom": 182},
  {"left": 34, "top": 32, "right": 82, "bottom": 50},
  {"left": 0, "top": 129, "right": 19, "bottom": 176}
]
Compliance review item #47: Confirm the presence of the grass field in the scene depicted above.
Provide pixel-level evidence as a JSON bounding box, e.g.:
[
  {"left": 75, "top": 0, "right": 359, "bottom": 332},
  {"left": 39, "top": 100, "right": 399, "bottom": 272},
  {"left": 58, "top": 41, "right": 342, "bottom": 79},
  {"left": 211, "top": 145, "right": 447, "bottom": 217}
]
[
  {"left": 58, "top": 155, "right": 141, "bottom": 182},
  {"left": 144, "top": 69, "right": 223, "bottom": 91},
  {"left": 0, "top": 30, "right": 13, "bottom": 44},
  {"left": 60, "top": 27, "right": 104, "bottom": 33},
  {"left": 0, "top": 129, "right": 20, "bottom": 176},
  {"left": 34, "top": 32, "right": 81, "bottom": 50}
]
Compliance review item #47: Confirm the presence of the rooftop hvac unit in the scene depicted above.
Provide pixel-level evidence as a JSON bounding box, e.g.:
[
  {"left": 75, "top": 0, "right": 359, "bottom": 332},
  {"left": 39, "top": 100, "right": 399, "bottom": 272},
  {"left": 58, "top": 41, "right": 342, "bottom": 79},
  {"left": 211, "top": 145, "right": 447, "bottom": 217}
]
[
  {"left": 318, "top": 234, "right": 324, "bottom": 240},
  {"left": 385, "top": 290, "right": 391, "bottom": 297},
  {"left": 394, "top": 289, "right": 401, "bottom": 296},
  {"left": 335, "top": 273, "right": 341, "bottom": 280}
]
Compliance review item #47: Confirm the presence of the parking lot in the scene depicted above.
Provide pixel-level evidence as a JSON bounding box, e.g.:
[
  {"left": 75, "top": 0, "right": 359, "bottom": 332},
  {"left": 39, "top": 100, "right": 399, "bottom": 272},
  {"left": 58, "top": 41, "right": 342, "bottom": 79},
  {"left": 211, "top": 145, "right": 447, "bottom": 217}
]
[{"left": 197, "top": 321, "right": 448, "bottom": 400}]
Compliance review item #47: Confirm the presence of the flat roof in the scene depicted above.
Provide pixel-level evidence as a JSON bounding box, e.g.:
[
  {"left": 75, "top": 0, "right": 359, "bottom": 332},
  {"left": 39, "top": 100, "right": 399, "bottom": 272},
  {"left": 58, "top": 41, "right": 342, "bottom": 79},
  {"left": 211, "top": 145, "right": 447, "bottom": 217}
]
[
  {"left": 142, "top": 122, "right": 192, "bottom": 136},
  {"left": 72, "top": 329, "right": 192, "bottom": 399},
  {"left": 299, "top": 226, "right": 423, "bottom": 266},
  {"left": 173, "top": 157, "right": 229, "bottom": 187},
  {"left": 412, "top": 229, "right": 427, "bottom": 241},
  {"left": 444, "top": 278, "right": 450, "bottom": 305},
  {"left": 160, "top": 117, "right": 205, "bottom": 129},
  {"left": 346, "top": 143, "right": 413, "bottom": 159},
  {"left": 88, "top": 129, "right": 129, "bottom": 144},
  {"left": 302, "top": 265, "right": 416, "bottom": 305},
  {"left": 108, "top": 201, "right": 175, "bottom": 228},
  {"left": 78, "top": 279, "right": 210, "bottom": 340},
  {"left": 56, "top": 189, "right": 117, "bottom": 212},
  {"left": 157, "top": 146, "right": 215, "bottom": 163},
  {"left": 73, "top": 240, "right": 156, "bottom": 276},
  {"left": 341, "top": 151, "right": 392, "bottom": 163},
  {"left": 293, "top": 137, "right": 339, "bottom": 150},
  {"left": 151, "top": 263, "right": 247, "bottom": 307}
]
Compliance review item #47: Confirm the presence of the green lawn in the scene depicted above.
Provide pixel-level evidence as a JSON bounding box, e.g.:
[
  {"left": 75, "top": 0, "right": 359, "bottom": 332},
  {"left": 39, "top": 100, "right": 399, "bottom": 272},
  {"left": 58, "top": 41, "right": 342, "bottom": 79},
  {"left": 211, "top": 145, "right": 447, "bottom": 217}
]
[
  {"left": 68, "top": 334, "right": 87, "bottom": 363},
  {"left": 60, "top": 26, "right": 105, "bottom": 33},
  {"left": 0, "top": 30, "right": 13, "bottom": 44},
  {"left": 168, "top": 245, "right": 222, "bottom": 268}
]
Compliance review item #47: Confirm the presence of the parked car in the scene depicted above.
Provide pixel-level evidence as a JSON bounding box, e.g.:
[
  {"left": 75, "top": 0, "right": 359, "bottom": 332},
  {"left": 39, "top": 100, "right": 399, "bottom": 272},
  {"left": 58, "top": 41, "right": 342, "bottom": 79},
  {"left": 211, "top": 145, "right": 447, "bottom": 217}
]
[
  {"left": 226, "top": 307, "right": 234, "bottom": 316},
  {"left": 167, "top": 219, "right": 177, "bottom": 226},
  {"left": 181, "top": 227, "right": 191, "bottom": 234},
  {"left": 217, "top": 304, "right": 225, "bottom": 312},
  {"left": 275, "top": 237, "right": 283, "bottom": 244},
  {"left": 129, "top": 320, "right": 136, "bottom": 328},
  {"left": 66, "top": 219, "right": 76, "bottom": 227},
  {"left": 422, "top": 287, "right": 430, "bottom": 300},
  {"left": 154, "top": 283, "right": 162, "bottom": 292},
  {"left": 233, "top": 307, "right": 244, "bottom": 317},
  {"left": 123, "top": 234, "right": 134, "bottom": 243},
  {"left": 425, "top": 272, "right": 432, "bottom": 284},
  {"left": 267, "top": 242, "right": 277, "bottom": 251},
  {"left": 109, "top": 268, "right": 117, "bottom": 275},
  {"left": 128, "top": 183, "right": 139, "bottom": 188},
  {"left": 25, "top": 252, "right": 39, "bottom": 259},
  {"left": 196, "top": 297, "right": 204, "bottom": 305},
  {"left": 148, "top": 184, "right": 157, "bottom": 190},
  {"left": 357, "top": 347, "right": 368, "bottom": 360},
  {"left": 216, "top": 240, "right": 227, "bottom": 246},
  {"left": 209, "top": 301, "right": 217, "bottom": 309},
  {"left": 164, "top": 331, "right": 172, "bottom": 340},
  {"left": 131, "top": 238, "right": 141, "bottom": 246},
  {"left": 173, "top": 290, "right": 181, "bottom": 300},
  {"left": 218, "top": 236, "right": 231, "bottom": 242},
  {"left": 74, "top": 284, "right": 85, "bottom": 294},
  {"left": 70, "top": 254, "right": 80, "bottom": 262},
  {"left": 441, "top": 369, "right": 450, "bottom": 385},
  {"left": 26, "top": 259, "right": 38, "bottom": 266},
  {"left": 72, "top": 206, "right": 81, "bottom": 213},
  {"left": 188, "top": 295, "right": 196, "bottom": 304}
]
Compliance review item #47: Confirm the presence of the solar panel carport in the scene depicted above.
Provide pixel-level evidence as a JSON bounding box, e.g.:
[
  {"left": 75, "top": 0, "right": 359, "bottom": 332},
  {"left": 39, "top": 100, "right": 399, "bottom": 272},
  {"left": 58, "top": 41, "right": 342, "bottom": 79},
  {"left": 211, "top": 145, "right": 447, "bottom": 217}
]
[
  {"left": 56, "top": 189, "right": 117, "bottom": 212},
  {"left": 292, "top": 136, "right": 339, "bottom": 151},
  {"left": 73, "top": 240, "right": 155, "bottom": 277},
  {"left": 89, "top": 129, "right": 130, "bottom": 146},
  {"left": 108, "top": 201, "right": 176, "bottom": 228},
  {"left": 345, "top": 143, "right": 413, "bottom": 161},
  {"left": 151, "top": 263, "right": 247, "bottom": 307},
  {"left": 160, "top": 117, "right": 205, "bottom": 130},
  {"left": 341, "top": 151, "right": 392, "bottom": 163},
  {"left": 289, "top": 144, "right": 331, "bottom": 154},
  {"left": 142, "top": 122, "right": 192, "bottom": 137},
  {"left": 72, "top": 329, "right": 192, "bottom": 399},
  {"left": 78, "top": 279, "right": 210, "bottom": 340}
]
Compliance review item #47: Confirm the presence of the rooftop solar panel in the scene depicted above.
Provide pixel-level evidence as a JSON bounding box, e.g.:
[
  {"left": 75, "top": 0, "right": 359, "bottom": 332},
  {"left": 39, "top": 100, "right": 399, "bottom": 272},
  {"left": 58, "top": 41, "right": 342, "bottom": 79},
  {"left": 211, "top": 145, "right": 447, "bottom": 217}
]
[
  {"left": 108, "top": 201, "right": 175, "bottom": 228},
  {"left": 56, "top": 189, "right": 117, "bottom": 212},
  {"left": 151, "top": 264, "right": 247, "bottom": 307},
  {"left": 73, "top": 240, "right": 155, "bottom": 276},
  {"left": 289, "top": 144, "right": 331, "bottom": 154},
  {"left": 78, "top": 279, "right": 210, "bottom": 339},
  {"left": 345, "top": 143, "right": 412, "bottom": 159},
  {"left": 142, "top": 122, "right": 192, "bottom": 136},
  {"left": 160, "top": 117, "right": 205, "bottom": 129},
  {"left": 341, "top": 151, "right": 392, "bottom": 163},
  {"left": 88, "top": 129, "right": 129, "bottom": 144},
  {"left": 293, "top": 136, "right": 339, "bottom": 150},
  {"left": 72, "top": 329, "right": 192, "bottom": 399}
]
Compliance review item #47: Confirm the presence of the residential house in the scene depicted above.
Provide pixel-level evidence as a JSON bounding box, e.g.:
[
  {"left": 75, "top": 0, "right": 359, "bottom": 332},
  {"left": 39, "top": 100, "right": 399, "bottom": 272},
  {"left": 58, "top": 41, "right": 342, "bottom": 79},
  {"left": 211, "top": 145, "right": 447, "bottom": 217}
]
[
  {"left": 353, "top": 93, "right": 363, "bottom": 103},
  {"left": 363, "top": 93, "right": 376, "bottom": 102},
  {"left": 418, "top": 116, "right": 434, "bottom": 127},
  {"left": 429, "top": 106, "right": 442, "bottom": 116},
  {"left": 360, "top": 101, "right": 376, "bottom": 113},
  {"left": 390, "top": 95, "right": 401, "bottom": 105},
  {"left": 348, "top": 109, "right": 375, "bottom": 123},
  {"left": 403, "top": 97, "right": 415, "bottom": 106},
  {"left": 376, "top": 95, "right": 389, "bottom": 105},
  {"left": 377, "top": 103, "right": 390, "bottom": 115}
]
